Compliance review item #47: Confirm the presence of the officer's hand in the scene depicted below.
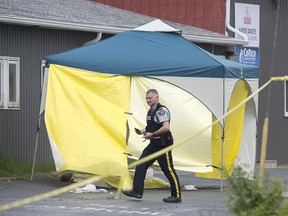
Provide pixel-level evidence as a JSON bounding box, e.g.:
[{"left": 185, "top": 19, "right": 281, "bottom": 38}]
[{"left": 143, "top": 132, "right": 153, "bottom": 140}]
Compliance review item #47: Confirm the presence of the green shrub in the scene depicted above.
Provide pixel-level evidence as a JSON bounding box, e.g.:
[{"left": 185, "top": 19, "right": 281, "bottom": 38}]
[{"left": 227, "top": 166, "right": 288, "bottom": 216}]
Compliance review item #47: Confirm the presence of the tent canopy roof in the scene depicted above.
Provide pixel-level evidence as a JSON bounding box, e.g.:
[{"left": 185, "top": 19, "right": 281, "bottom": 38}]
[{"left": 46, "top": 23, "right": 258, "bottom": 78}]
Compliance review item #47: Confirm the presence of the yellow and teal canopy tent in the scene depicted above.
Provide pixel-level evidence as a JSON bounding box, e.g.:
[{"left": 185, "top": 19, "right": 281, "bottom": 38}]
[{"left": 42, "top": 20, "right": 259, "bottom": 180}]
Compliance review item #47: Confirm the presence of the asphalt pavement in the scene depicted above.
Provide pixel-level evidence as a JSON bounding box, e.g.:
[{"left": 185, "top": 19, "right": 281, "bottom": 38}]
[{"left": 0, "top": 168, "right": 287, "bottom": 216}]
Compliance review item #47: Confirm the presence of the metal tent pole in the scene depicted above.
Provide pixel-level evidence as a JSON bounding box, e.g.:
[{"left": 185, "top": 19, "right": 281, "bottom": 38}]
[
  {"left": 31, "top": 117, "right": 42, "bottom": 181},
  {"left": 31, "top": 65, "right": 49, "bottom": 180}
]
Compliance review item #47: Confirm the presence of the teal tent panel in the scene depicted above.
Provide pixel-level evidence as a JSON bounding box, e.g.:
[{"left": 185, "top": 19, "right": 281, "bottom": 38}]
[
  {"left": 204, "top": 51, "right": 259, "bottom": 78},
  {"left": 46, "top": 30, "right": 258, "bottom": 78}
]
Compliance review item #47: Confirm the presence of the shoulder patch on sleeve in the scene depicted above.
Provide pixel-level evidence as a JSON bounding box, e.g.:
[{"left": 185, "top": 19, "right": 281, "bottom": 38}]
[{"left": 159, "top": 109, "right": 166, "bottom": 116}]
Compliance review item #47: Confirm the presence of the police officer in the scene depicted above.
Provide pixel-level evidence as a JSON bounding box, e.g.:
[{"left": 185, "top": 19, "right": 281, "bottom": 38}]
[{"left": 123, "top": 89, "right": 181, "bottom": 203}]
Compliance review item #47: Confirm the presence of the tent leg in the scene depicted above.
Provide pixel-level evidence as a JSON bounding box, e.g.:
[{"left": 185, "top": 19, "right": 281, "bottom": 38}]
[
  {"left": 31, "top": 67, "right": 48, "bottom": 181},
  {"left": 31, "top": 117, "right": 42, "bottom": 181},
  {"left": 221, "top": 77, "right": 225, "bottom": 192},
  {"left": 220, "top": 133, "right": 224, "bottom": 191},
  {"left": 31, "top": 132, "right": 39, "bottom": 181}
]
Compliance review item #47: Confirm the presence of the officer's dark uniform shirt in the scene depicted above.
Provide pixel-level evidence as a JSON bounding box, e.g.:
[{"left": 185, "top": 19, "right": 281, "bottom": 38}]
[
  {"left": 149, "top": 103, "right": 170, "bottom": 124},
  {"left": 146, "top": 103, "right": 173, "bottom": 147}
]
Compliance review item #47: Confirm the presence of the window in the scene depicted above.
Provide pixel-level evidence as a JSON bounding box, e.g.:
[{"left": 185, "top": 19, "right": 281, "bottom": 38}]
[
  {"left": 285, "top": 76, "right": 288, "bottom": 117},
  {"left": 0, "top": 57, "right": 20, "bottom": 109}
]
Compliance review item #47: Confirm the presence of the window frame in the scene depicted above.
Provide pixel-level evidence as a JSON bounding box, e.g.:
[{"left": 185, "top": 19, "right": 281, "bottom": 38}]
[
  {"left": 0, "top": 59, "right": 3, "bottom": 106},
  {"left": 0, "top": 56, "right": 20, "bottom": 110},
  {"left": 285, "top": 76, "right": 288, "bottom": 117}
]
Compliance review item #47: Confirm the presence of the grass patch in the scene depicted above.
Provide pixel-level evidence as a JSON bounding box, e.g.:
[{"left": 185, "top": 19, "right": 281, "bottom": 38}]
[{"left": 0, "top": 152, "right": 55, "bottom": 178}]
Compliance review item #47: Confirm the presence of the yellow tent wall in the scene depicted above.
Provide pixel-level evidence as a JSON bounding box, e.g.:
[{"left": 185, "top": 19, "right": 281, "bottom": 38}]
[{"left": 45, "top": 64, "right": 130, "bottom": 176}]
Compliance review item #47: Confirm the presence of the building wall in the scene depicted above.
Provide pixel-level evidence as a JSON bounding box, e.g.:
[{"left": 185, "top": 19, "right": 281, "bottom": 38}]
[
  {"left": 0, "top": 23, "right": 110, "bottom": 163},
  {"left": 231, "top": 0, "right": 288, "bottom": 165},
  {"left": 93, "top": 0, "right": 226, "bottom": 34}
]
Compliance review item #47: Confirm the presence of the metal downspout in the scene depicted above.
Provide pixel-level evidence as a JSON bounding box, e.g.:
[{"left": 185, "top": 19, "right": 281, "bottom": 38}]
[
  {"left": 83, "top": 32, "right": 102, "bottom": 46},
  {"left": 225, "top": 0, "right": 248, "bottom": 42}
]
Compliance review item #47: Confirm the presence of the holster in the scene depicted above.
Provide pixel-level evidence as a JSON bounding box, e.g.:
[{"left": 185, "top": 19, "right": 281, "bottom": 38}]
[{"left": 153, "top": 133, "right": 173, "bottom": 147}]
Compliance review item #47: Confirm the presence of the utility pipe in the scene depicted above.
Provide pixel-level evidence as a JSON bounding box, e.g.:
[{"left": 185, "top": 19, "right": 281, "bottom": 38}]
[
  {"left": 225, "top": 0, "right": 249, "bottom": 43},
  {"left": 83, "top": 32, "right": 102, "bottom": 46}
]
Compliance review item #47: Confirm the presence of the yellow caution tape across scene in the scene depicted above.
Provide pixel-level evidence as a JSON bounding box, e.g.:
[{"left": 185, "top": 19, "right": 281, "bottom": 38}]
[
  {"left": 0, "top": 76, "right": 285, "bottom": 211},
  {"left": 0, "top": 175, "right": 106, "bottom": 211}
]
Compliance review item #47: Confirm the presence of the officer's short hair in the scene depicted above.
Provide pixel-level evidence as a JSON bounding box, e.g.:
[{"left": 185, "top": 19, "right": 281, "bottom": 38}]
[{"left": 146, "top": 89, "right": 158, "bottom": 96}]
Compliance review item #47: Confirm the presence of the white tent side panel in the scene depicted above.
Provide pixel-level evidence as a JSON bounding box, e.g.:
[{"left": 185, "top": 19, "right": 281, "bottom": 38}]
[
  {"left": 127, "top": 76, "right": 214, "bottom": 173},
  {"left": 47, "top": 132, "right": 65, "bottom": 171},
  {"left": 157, "top": 77, "right": 224, "bottom": 124},
  {"left": 234, "top": 96, "right": 257, "bottom": 174},
  {"left": 39, "top": 68, "right": 49, "bottom": 116},
  {"left": 246, "top": 78, "right": 259, "bottom": 118},
  {"left": 41, "top": 68, "right": 65, "bottom": 171},
  {"left": 224, "top": 78, "right": 259, "bottom": 119},
  {"left": 225, "top": 78, "right": 258, "bottom": 173}
]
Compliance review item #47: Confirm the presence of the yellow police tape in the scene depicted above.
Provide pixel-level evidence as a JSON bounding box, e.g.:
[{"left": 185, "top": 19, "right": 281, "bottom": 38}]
[
  {"left": 0, "top": 175, "right": 105, "bottom": 211},
  {"left": 0, "top": 76, "right": 286, "bottom": 211},
  {"left": 270, "top": 76, "right": 288, "bottom": 81}
]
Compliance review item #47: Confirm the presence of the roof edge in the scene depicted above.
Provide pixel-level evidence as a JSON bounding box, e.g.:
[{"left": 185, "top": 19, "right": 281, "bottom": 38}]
[
  {"left": 182, "top": 34, "right": 249, "bottom": 46},
  {"left": 0, "top": 15, "right": 248, "bottom": 46},
  {"left": 0, "top": 15, "right": 130, "bottom": 33}
]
